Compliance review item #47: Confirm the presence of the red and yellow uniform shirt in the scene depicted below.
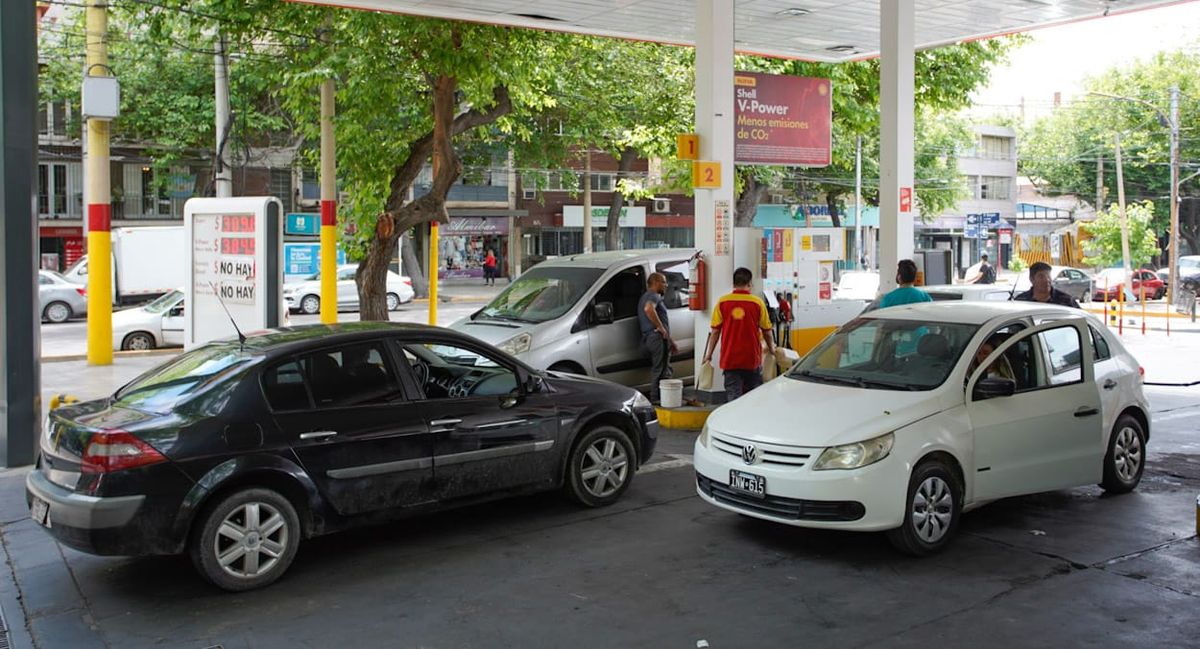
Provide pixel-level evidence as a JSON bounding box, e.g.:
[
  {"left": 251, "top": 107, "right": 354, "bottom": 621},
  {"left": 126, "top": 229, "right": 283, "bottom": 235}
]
[{"left": 710, "top": 289, "right": 772, "bottom": 370}]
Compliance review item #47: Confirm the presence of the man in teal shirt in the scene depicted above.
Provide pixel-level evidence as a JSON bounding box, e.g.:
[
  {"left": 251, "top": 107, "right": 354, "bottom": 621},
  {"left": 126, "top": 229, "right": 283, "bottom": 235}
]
[{"left": 878, "top": 259, "right": 932, "bottom": 309}]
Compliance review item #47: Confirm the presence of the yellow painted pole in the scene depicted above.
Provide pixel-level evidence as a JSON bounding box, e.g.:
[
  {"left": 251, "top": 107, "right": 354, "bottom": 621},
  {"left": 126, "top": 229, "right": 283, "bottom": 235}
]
[
  {"left": 319, "top": 77, "right": 337, "bottom": 324},
  {"left": 428, "top": 221, "right": 439, "bottom": 326},
  {"left": 85, "top": 0, "right": 112, "bottom": 365}
]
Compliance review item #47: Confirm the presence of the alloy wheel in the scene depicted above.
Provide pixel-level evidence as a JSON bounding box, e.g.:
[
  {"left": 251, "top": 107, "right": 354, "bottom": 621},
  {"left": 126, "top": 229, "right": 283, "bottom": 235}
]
[
  {"left": 1113, "top": 425, "right": 1143, "bottom": 482},
  {"left": 125, "top": 333, "right": 153, "bottom": 351},
  {"left": 213, "top": 501, "right": 290, "bottom": 580},
  {"left": 580, "top": 437, "right": 629, "bottom": 499},
  {"left": 911, "top": 476, "right": 953, "bottom": 543},
  {"left": 300, "top": 295, "right": 320, "bottom": 315},
  {"left": 386, "top": 293, "right": 400, "bottom": 311},
  {"left": 45, "top": 302, "right": 70, "bottom": 323}
]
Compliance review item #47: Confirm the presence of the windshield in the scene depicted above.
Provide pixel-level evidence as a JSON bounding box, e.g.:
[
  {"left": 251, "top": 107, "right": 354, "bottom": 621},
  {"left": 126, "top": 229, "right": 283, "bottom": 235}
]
[
  {"left": 114, "top": 345, "right": 258, "bottom": 413},
  {"left": 788, "top": 317, "right": 979, "bottom": 391},
  {"left": 476, "top": 266, "right": 604, "bottom": 324},
  {"left": 1181, "top": 257, "right": 1200, "bottom": 271},
  {"left": 143, "top": 290, "right": 183, "bottom": 314}
]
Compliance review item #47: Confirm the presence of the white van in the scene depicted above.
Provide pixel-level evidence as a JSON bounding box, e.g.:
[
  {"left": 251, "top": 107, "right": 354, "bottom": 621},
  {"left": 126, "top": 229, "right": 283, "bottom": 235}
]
[{"left": 450, "top": 249, "right": 697, "bottom": 389}]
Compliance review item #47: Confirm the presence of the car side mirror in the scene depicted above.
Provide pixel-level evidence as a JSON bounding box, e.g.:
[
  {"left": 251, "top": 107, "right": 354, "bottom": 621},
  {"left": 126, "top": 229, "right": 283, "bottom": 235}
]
[
  {"left": 168, "top": 307, "right": 184, "bottom": 317},
  {"left": 593, "top": 301, "right": 614, "bottom": 324},
  {"left": 973, "top": 377, "right": 1016, "bottom": 400}
]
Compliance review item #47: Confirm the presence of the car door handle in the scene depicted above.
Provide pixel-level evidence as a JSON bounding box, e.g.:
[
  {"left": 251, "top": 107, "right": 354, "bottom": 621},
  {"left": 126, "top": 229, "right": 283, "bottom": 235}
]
[
  {"left": 299, "top": 430, "right": 338, "bottom": 440},
  {"left": 430, "top": 418, "right": 462, "bottom": 433},
  {"left": 1074, "top": 407, "right": 1100, "bottom": 418},
  {"left": 1103, "top": 379, "right": 1118, "bottom": 390}
]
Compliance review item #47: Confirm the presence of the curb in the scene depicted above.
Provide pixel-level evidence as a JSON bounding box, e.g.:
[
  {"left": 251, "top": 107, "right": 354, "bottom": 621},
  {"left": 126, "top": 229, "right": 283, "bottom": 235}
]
[{"left": 41, "top": 348, "right": 179, "bottom": 364}]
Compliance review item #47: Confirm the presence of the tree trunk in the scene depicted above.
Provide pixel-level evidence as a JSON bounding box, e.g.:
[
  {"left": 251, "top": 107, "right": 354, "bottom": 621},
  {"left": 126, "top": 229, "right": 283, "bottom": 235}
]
[
  {"left": 1181, "top": 197, "right": 1200, "bottom": 257},
  {"left": 400, "top": 231, "right": 428, "bottom": 297},
  {"left": 735, "top": 171, "right": 769, "bottom": 227},
  {"left": 605, "top": 146, "right": 637, "bottom": 251},
  {"left": 825, "top": 192, "right": 842, "bottom": 228},
  {"left": 353, "top": 66, "right": 513, "bottom": 319}
]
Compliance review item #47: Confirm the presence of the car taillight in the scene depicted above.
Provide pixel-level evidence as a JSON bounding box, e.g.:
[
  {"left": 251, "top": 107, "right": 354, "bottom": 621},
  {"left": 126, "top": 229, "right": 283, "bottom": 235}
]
[
  {"left": 403, "top": 279, "right": 412, "bottom": 286},
  {"left": 81, "top": 430, "right": 167, "bottom": 473},
  {"left": 75, "top": 288, "right": 87, "bottom": 297},
  {"left": 1138, "top": 366, "right": 1145, "bottom": 380}
]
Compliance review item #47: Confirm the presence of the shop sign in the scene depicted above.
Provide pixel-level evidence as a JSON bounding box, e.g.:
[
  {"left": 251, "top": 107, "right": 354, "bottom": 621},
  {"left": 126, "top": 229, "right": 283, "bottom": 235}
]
[
  {"left": 445, "top": 217, "right": 509, "bottom": 235},
  {"left": 285, "top": 213, "right": 320, "bottom": 236},
  {"left": 790, "top": 204, "right": 834, "bottom": 228},
  {"left": 283, "top": 243, "right": 346, "bottom": 279},
  {"left": 563, "top": 206, "right": 647, "bottom": 229},
  {"left": 734, "top": 72, "right": 832, "bottom": 166}
]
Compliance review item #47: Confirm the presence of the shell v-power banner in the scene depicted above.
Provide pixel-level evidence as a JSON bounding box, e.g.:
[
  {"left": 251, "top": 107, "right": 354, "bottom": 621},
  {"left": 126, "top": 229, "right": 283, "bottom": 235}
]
[{"left": 734, "top": 72, "right": 832, "bottom": 167}]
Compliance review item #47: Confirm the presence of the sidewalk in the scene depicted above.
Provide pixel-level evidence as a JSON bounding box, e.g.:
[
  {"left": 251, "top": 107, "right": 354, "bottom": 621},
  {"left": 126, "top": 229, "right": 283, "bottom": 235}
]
[{"left": 415, "top": 278, "right": 509, "bottom": 303}]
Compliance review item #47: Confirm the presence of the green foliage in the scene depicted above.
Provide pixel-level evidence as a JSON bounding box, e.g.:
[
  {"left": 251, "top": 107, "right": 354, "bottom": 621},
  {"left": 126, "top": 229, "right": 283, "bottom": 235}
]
[
  {"left": 1008, "top": 256, "right": 1028, "bottom": 273},
  {"left": 1020, "top": 50, "right": 1200, "bottom": 242},
  {"left": 1082, "top": 201, "right": 1161, "bottom": 268}
]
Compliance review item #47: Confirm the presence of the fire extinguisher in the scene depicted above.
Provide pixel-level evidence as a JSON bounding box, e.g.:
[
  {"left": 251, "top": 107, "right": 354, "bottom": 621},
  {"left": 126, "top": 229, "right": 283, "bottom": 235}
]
[{"left": 689, "top": 252, "right": 706, "bottom": 311}]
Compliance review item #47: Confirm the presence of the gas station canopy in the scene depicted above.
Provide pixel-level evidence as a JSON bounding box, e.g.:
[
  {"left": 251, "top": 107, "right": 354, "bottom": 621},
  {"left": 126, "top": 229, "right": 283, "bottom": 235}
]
[{"left": 306, "top": 0, "right": 1184, "bottom": 61}]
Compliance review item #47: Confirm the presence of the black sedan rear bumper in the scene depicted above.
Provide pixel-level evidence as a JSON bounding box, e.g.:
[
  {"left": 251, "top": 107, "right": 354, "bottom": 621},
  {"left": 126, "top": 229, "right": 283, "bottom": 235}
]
[{"left": 25, "top": 469, "right": 174, "bottom": 556}]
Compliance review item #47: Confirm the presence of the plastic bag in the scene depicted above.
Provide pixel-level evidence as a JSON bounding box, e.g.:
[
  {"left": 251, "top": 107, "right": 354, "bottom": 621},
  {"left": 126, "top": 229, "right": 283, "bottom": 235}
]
[
  {"left": 761, "top": 351, "right": 777, "bottom": 381},
  {"left": 697, "top": 362, "right": 714, "bottom": 391}
]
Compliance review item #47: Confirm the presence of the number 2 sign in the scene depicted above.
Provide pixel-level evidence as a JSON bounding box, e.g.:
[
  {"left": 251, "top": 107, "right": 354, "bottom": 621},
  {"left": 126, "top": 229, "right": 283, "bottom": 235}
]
[{"left": 693, "top": 161, "right": 721, "bottom": 189}]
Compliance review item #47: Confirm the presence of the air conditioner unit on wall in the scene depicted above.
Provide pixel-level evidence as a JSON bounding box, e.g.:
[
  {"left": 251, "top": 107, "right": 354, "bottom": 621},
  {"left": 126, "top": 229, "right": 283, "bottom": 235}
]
[
  {"left": 653, "top": 197, "right": 671, "bottom": 214},
  {"left": 522, "top": 188, "right": 537, "bottom": 200}
]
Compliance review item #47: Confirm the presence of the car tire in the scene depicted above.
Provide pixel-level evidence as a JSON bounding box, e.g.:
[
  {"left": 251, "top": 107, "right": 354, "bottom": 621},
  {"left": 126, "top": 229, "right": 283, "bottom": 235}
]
[
  {"left": 386, "top": 292, "right": 401, "bottom": 311},
  {"left": 299, "top": 295, "right": 320, "bottom": 315},
  {"left": 565, "top": 425, "right": 636, "bottom": 508},
  {"left": 190, "top": 487, "right": 301, "bottom": 592},
  {"left": 43, "top": 301, "right": 72, "bottom": 324},
  {"left": 886, "top": 458, "right": 962, "bottom": 556},
  {"left": 121, "top": 332, "right": 156, "bottom": 351},
  {"left": 1154, "top": 288, "right": 1165, "bottom": 300},
  {"left": 1081, "top": 290, "right": 1091, "bottom": 303},
  {"left": 1100, "top": 414, "right": 1145, "bottom": 494}
]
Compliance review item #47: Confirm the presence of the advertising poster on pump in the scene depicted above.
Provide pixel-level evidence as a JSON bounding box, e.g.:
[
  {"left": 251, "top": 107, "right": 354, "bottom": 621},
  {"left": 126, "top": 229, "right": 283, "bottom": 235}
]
[{"left": 734, "top": 72, "right": 832, "bottom": 166}]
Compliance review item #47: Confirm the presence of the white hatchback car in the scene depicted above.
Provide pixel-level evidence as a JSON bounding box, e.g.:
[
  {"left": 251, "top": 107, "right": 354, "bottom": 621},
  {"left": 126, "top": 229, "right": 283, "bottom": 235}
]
[{"left": 695, "top": 301, "right": 1149, "bottom": 555}]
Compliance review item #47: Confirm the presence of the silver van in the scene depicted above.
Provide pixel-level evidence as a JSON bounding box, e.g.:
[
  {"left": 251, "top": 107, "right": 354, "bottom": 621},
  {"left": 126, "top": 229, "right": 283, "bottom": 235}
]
[{"left": 450, "top": 249, "right": 697, "bottom": 389}]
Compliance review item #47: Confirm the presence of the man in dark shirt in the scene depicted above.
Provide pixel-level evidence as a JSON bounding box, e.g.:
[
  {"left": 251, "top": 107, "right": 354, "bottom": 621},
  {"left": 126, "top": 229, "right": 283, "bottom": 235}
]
[
  {"left": 638, "top": 272, "right": 676, "bottom": 403},
  {"left": 969, "top": 253, "right": 997, "bottom": 284},
  {"left": 1014, "top": 261, "right": 1080, "bottom": 307}
]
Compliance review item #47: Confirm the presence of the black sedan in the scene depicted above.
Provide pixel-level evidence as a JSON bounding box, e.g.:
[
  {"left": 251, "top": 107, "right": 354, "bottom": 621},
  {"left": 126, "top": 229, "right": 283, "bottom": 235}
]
[{"left": 27, "top": 323, "right": 659, "bottom": 591}]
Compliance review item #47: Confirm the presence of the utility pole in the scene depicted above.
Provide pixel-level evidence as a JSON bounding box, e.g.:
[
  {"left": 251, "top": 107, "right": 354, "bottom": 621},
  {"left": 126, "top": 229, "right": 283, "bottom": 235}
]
[
  {"left": 1114, "top": 133, "right": 1133, "bottom": 302},
  {"left": 854, "top": 135, "right": 863, "bottom": 269},
  {"left": 213, "top": 28, "right": 233, "bottom": 198},
  {"left": 1095, "top": 155, "right": 1104, "bottom": 213},
  {"left": 1169, "top": 85, "right": 1180, "bottom": 310},
  {"left": 582, "top": 151, "right": 592, "bottom": 253},
  {"left": 85, "top": 0, "right": 112, "bottom": 365}
]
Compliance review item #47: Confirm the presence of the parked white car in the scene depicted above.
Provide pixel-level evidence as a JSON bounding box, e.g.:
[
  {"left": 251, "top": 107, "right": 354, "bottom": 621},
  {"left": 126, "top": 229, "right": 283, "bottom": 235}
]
[
  {"left": 283, "top": 264, "right": 414, "bottom": 314},
  {"left": 112, "top": 289, "right": 185, "bottom": 351},
  {"left": 695, "top": 301, "right": 1148, "bottom": 555}
]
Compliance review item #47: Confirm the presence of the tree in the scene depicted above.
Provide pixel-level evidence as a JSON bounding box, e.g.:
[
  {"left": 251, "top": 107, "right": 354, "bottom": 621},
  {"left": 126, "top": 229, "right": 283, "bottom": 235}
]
[
  {"left": 1082, "top": 201, "right": 1160, "bottom": 268},
  {"left": 1020, "top": 51, "right": 1200, "bottom": 259}
]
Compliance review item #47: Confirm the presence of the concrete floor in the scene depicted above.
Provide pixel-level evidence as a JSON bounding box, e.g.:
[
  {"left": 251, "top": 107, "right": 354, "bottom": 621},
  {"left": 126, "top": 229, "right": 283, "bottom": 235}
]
[{"left": 0, "top": 387, "right": 1196, "bottom": 649}]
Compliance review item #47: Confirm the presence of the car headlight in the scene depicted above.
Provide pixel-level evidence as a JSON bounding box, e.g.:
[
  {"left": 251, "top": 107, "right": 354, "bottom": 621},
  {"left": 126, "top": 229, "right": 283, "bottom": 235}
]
[
  {"left": 813, "top": 432, "right": 894, "bottom": 471},
  {"left": 632, "top": 391, "right": 653, "bottom": 410},
  {"left": 497, "top": 332, "right": 532, "bottom": 356},
  {"left": 698, "top": 423, "right": 710, "bottom": 448}
]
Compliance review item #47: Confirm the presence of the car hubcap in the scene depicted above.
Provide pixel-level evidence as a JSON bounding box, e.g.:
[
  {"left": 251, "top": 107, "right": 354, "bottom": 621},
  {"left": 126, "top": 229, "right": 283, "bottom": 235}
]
[
  {"left": 214, "top": 502, "right": 288, "bottom": 579},
  {"left": 1114, "top": 426, "right": 1142, "bottom": 482},
  {"left": 580, "top": 437, "right": 629, "bottom": 498},
  {"left": 47, "top": 304, "right": 68, "bottom": 322},
  {"left": 387, "top": 294, "right": 399, "bottom": 310},
  {"left": 912, "top": 476, "right": 953, "bottom": 543},
  {"left": 301, "top": 297, "right": 319, "bottom": 314},
  {"left": 129, "top": 335, "right": 151, "bottom": 350}
]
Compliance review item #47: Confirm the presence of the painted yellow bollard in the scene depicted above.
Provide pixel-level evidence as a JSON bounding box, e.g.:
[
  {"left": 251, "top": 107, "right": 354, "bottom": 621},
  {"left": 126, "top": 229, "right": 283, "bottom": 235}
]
[{"left": 1109, "top": 300, "right": 1118, "bottom": 326}]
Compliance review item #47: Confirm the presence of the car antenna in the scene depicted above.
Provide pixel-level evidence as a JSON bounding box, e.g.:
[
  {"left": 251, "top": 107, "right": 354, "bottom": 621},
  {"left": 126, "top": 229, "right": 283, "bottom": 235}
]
[{"left": 209, "top": 281, "right": 247, "bottom": 349}]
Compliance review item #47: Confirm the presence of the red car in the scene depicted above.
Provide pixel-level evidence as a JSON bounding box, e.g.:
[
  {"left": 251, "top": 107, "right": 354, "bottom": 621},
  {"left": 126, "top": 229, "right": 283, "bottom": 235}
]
[{"left": 1093, "top": 268, "right": 1165, "bottom": 301}]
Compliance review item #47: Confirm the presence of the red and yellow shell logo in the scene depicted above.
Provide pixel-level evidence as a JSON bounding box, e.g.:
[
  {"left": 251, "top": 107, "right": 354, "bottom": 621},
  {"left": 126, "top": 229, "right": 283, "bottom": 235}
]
[{"left": 732, "top": 306, "right": 746, "bottom": 320}]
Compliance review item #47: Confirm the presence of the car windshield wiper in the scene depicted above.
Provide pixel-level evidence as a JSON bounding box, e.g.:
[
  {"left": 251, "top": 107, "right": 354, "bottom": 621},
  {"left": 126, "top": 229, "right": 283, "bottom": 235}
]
[
  {"left": 794, "top": 370, "right": 920, "bottom": 391},
  {"left": 477, "top": 313, "right": 535, "bottom": 324},
  {"left": 793, "top": 370, "right": 862, "bottom": 387}
]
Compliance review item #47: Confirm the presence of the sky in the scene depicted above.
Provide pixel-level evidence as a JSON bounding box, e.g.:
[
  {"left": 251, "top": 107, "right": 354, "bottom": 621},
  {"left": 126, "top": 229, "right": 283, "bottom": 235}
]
[{"left": 971, "top": 1, "right": 1200, "bottom": 122}]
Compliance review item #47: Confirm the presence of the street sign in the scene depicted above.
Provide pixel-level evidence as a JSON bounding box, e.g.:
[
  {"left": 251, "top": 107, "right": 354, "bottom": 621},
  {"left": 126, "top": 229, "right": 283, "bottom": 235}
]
[
  {"left": 285, "top": 213, "right": 320, "bottom": 236},
  {"left": 982, "top": 212, "right": 1001, "bottom": 227},
  {"left": 966, "top": 213, "right": 980, "bottom": 226},
  {"left": 964, "top": 224, "right": 979, "bottom": 239}
]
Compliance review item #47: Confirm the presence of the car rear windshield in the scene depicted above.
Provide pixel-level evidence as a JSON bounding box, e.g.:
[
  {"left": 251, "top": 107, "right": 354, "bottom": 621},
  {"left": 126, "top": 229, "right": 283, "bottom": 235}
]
[
  {"left": 114, "top": 344, "right": 259, "bottom": 413},
  {"left": 475, "top": 266, "right": 604, "bottom": 324},
  {"left": 788, "top": 317, "right": 979, "bottom": 391}
]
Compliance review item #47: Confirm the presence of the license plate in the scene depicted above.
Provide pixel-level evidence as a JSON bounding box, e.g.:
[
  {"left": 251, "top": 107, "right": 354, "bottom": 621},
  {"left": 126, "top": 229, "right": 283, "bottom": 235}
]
[
  {"left": 728, "top": 469, "right": 766, "bottom": 498},
  {"left": 30, "top": 497, "right": 50, "bottom": 528}
]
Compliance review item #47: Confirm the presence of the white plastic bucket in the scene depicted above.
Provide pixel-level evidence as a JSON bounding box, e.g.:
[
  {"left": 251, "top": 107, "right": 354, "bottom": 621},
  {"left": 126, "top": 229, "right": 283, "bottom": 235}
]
[{"left": 659, "top": 379, "right": 683, "bottom": 408}]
